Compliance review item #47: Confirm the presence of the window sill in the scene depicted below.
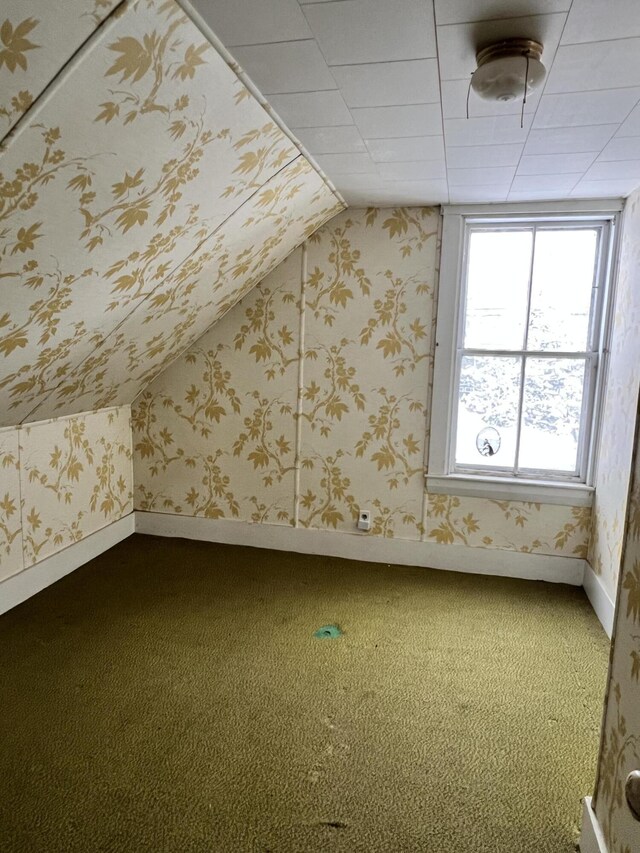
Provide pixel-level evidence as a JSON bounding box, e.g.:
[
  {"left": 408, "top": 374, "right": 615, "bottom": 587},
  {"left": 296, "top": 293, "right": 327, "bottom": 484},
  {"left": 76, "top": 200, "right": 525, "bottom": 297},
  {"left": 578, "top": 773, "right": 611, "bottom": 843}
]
[{"left": 425, "top": 474, "right": 594, "bottom": 507}]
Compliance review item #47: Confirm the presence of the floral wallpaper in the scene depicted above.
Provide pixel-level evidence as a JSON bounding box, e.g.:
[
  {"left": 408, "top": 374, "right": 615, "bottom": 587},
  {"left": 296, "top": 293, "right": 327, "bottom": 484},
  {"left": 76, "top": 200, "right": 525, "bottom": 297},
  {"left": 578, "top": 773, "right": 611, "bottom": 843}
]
[
  {"left": 296, "top": 208, "right": 436, "bottom": 539},
  {"left": 0, "top": 0, "right": 343, "bottom": 426},
  {"left": 0, "top": 406, "right": 133, "bottom": 582},
  {"left": 425, "top": 495, "right": 590, "bottom": 557},
  {"left": 0, "top": 426, "right": 22, "bottom": 581},
  {"left": 134, "top": 249, "right": 302, "bottom": 522},
  {"left": 133, "top": 207, "right": 591, "bottom": 561},
  {"left": 29, "top": 158, "right": 342, "bottom": 421},
  {"left": 589, "top": 190, "right": 640, "bottom": 601},
  {"left": 0, "top": 0, "right": 120, "bottom": 138},
  {"left": 594, "top": 394, "right": 640, "bottom": 853}
]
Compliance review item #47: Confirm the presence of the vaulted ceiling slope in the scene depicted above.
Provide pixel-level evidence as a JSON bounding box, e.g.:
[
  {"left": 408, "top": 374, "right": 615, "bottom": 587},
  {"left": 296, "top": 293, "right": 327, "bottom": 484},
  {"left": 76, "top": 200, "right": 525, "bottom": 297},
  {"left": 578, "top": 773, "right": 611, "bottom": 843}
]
[
  {"left": 0, "top": 0, "right": 344, "bottom": 427},
  {"left": 0, "top": 0, "right": 121, "bottom": 138}
]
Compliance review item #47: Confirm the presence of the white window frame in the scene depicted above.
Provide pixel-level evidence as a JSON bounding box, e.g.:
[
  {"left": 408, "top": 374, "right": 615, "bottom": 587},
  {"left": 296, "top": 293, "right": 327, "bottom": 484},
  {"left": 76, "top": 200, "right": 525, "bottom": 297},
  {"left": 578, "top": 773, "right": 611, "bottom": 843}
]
[{"left": 427, "top": 200, "right": 623, "bottom": 507}]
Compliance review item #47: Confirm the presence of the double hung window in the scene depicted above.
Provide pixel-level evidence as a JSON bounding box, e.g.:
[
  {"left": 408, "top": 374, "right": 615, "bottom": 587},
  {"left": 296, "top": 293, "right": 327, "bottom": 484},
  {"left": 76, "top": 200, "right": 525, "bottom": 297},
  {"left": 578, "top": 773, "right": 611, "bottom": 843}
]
[{"left": 428, "top": 204, "right": 620, "bottom": 504}]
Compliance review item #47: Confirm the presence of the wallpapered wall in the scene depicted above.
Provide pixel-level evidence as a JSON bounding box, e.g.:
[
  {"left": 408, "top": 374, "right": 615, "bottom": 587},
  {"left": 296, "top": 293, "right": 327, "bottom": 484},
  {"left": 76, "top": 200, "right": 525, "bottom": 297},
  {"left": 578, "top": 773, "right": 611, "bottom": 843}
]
[
  {"left": 0, "top": 0, "right": 120, "bottom": 138},
  {"left": 0, "top": 406, "right": 133, "bottom": 583},
  {"left": 589, "top": 190, "right": 640, "bottom": 602},
  {"left": 0, "top": 0, "right": 343, "bottom": 427},
  {"left": 594, "top": 394, "right": 640, "bottom": 852},
  {"left": 133, "top": 207, "right": 591, "bottom": 561}
]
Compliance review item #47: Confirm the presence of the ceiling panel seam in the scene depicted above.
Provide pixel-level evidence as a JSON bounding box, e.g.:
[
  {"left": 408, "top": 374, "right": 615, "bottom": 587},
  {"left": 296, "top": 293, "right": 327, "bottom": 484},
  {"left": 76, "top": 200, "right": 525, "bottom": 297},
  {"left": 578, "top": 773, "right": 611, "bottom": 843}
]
[
  {"left": 431, "top": 0, "right": 450, "bottom": 204},
  {"left": 434, "top": 10, "right": 573, "bottom": 28},
  {"left": 0, "top": 0, "right": 130, "bottom": 149}
]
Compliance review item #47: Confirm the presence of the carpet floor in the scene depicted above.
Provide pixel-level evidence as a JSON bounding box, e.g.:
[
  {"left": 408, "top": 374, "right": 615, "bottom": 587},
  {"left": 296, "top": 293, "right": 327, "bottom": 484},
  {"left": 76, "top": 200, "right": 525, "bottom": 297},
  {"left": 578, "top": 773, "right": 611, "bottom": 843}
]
[{"left": 0, "top": 534, "right": 609, "bottom": 853}]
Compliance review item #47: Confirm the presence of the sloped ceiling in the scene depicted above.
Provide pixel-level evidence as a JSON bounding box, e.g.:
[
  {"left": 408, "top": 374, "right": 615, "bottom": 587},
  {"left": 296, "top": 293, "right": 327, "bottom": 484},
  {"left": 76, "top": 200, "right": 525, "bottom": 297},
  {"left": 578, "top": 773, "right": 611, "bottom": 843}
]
[
  {"left": 0, "top": 0, "right": 344, "bottom": 426},
  {"left": 0, "top": 0, "right": 121, "bottom": 137}
]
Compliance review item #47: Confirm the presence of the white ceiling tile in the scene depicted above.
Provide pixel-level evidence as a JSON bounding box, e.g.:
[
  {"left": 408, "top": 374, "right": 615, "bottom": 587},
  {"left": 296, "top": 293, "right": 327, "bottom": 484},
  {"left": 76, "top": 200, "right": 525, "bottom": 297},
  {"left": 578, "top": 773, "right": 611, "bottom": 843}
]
[
  {"left": 561, "top": 0, "right": 640, "bottom": 44},
  {"left": 534, "top": 89, "right": 640, "bottom": 128},
  {"left": 571, "top": 179, "right": 640, "bottom": 198},
  {"left": 340, "top": 191, "right": 378, "bottom": 205},
  {"left": 508, "top": 189, "right": 577, "bottom": 201},
  {"left": 517, "top": 152, "right": 597, "bottom": 175},
  {"left": 616, "top": 104, "right": 640, "bottom": 137},
  {"left": 446, "top": 144, "right": 523, "bottom": 168},
  {"left": 193, "top": 0, "right": 312, "bottom": 45},
  {"left": 376, "top": 179, "right": 449, "bottom": 199},
  {"left": 583, "top": 160, "right": 640, "bottom": 181},
  {"left": 268, "top": 90, "right": 352, "bottom": 127},
  {"left": 341, "top": 181, "right": 448, "bottom": 205},
  {"left": 313, "top": 152, "right": 379, "bottom": 174},
  {"left": 434, "top": 0, "right": 570, "bottom": 26},
  {"left": 448, "top": 187, "right": 510, "bottom": 203},
  {"left": 232, "top": 40, "right": 336, "bottom": 94},
  {"left": 365, "top": 135, "right": 444, "bottom": 162},
  {"left": 436, "top": 13, "right": 566, "bottom": 81},
  {"left": 511, "top": 173, "right": 582, "bottom": 192},
  {"left": 448, "top": 166, "right": 516, "bottom": 187},
  {"left": 444, "top": 114, "right": 532, "bottom": 146},
  {"left": 546, "top": 40, "right": 640, "bottom": 94},
  {"left": 334, "top": 174, "right": 385, "bottom": 192},
  {"left": 442, "top": 79, "right": 539, "bottom": 119},
  {"left": 378, "top": 160, "right": 447, "bottom": 181},
  {"left": 303, "top": 0, "right": 436, "bottom": 65},
  {"left": 524, "top": 125, "right": 618, "bottom": 155},
  {"left": 292, "top": 125, "right": 366, "bottom": 154},
  {"left": 352, "top": 103, "right": 442, "bottom": 138},
  {"left": 597, "top": 137, "right": 640, "bottom": 162},
  {"left": 331, "top": 59, "right": 439, "bottom": 108}
]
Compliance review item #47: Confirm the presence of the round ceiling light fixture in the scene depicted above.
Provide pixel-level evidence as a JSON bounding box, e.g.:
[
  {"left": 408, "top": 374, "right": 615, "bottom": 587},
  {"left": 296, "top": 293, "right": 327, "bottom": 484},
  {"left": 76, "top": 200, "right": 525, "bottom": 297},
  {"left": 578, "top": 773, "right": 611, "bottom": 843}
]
[{"left": 470, "top": 38, "right": 546, "bottom": 103}]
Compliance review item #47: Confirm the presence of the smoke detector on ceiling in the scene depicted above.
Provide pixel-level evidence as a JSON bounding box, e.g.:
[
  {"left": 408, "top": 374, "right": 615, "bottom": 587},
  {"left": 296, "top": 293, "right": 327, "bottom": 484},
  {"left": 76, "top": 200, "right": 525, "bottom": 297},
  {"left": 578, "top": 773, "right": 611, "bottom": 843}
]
[{"left": 470, "top": 38, "right": 546, "bottom": 103}]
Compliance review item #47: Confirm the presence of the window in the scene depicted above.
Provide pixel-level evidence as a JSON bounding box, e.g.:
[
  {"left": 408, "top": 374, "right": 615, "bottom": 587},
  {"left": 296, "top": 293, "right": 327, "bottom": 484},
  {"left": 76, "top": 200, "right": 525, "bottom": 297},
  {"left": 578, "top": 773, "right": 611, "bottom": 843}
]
[{"left": 428, "top": 203, "right": 621, "bottom": 506}]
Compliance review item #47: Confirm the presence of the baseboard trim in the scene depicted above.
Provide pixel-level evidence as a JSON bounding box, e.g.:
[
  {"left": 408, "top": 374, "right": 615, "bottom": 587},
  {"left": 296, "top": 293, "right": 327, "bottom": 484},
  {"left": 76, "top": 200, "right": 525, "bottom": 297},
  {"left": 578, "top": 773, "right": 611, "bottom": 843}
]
[
  {"left": 579, "top": 797, "right": 609, "bottom": 853},
  {"left": 582, "top": 562, "right": 615, "bottom": 637},
  {"left": 134, "top": 512, "right": 586, "bottom": 585},
  {"left": 0, "top": 514, "right": 135, "bottom": 616}
]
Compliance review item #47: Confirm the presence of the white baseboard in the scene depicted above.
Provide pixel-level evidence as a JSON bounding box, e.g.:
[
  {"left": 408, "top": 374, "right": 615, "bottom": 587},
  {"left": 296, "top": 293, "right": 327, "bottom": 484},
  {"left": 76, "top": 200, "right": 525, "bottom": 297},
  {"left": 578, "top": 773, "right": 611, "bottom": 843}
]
[
  {"left": 0, "top": 514, "right": 135, "bottom": 616},
  {"left": 134, "top": 512, "right": 586, "bottom": 585},
  {"left": 579, "top": 797, "right": 609, "bottom": 853},
  {"left": 582, "top": 562, "right": 615, "bottom": 637}
]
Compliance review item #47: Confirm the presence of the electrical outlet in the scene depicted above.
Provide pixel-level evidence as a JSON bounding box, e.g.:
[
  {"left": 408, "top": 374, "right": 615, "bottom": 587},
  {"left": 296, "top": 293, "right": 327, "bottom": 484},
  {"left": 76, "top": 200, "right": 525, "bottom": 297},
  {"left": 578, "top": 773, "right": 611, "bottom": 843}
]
[{"left": 357, "top": 509, "right": 371, "bottom": 532}]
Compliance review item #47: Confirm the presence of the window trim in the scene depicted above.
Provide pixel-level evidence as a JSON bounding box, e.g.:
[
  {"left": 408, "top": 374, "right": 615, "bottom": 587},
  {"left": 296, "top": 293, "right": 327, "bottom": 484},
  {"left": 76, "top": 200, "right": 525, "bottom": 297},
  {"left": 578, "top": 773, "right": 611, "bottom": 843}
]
[{"left": 427, "top": 200, "right": 623, "bottom": 507}]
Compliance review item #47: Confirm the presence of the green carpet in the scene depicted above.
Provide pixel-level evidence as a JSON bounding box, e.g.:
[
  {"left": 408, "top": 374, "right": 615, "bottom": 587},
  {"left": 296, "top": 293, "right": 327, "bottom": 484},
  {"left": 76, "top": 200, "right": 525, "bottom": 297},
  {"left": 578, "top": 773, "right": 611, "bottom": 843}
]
[{"left": 0, "top": 534, "right": 608, "bottom": 852}]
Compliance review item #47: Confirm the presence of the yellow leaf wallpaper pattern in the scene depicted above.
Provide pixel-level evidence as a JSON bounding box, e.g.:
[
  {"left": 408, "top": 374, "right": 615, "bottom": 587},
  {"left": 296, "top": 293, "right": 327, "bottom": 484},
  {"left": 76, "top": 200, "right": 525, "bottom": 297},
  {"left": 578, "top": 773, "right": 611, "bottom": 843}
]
[
  {"left": 0, "top": 426, "right": 22, "bottom": 581},
  {"left": 298, "top": 208, "right": 438, "bottom": 539},
  {"left": 132, "top": 206, "right": 591, "bottom": 559},
  {"left": 28, "top": 158, "right": 342, "bottom": 421},
  {"left": 19, "top": 407, "right": 133, "bottom": 568},
  {"left": 425, "top": 495, "right": 591, "bottom": 557},
  {"left": 0, "top": 407, "right": 133, "bottom": 581},
  {"left": 589, "top": 190, "right": 640, "bottom": 602},
  {"left": 0, "top": 1, "right": 120, "bottom": 137},
  {"left": 0, "top": 0, "right": 343, "bottom": 426},
  {"left": 595, "top": 394, "right": 640, "bottom": 853},
  {"left": 134, "top": 249, "right": 302, "bottom": 523}
]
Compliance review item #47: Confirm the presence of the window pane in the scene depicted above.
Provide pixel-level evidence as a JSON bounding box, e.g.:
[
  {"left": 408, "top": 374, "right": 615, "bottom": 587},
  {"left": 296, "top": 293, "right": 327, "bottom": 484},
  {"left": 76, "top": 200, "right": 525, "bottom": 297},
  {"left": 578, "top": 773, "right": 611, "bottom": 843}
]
[
  {"left": 464, "top": 230, "right": 533, "bottom": 350},
  {"left": 455, "top": 356, "right": 520, "bottom": 469},
  {"left": 527, "top": 229, "right": 598, "bottom": 352},
  {"left": 518, "top": 358, "right": 586, "bottom": 473}
]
